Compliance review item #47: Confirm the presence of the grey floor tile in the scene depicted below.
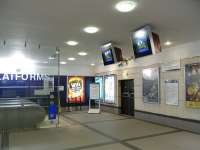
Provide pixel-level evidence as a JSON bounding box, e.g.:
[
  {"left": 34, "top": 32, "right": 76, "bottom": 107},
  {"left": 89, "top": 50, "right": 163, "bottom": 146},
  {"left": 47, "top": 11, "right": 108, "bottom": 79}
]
[
  {"left": 39, "top": 115, "right": 78, "bottom": 129},
  {"left": 9, "top": 126, "right": 113, "bottom": 150},
  {"left": 7, "top": 111, "right": 199, "bottom": 150},
  {"left": 63, "top": 112, "right": 128, "bottom": 124},
  {"left": 87, "top": 119, "right": 176, "bottom": 140},
  {"left": 127, "top": 131, "right": 200, "bottom": 150},
  {"left": 80, "top": 143, "right": 132, "bottom": 150}
]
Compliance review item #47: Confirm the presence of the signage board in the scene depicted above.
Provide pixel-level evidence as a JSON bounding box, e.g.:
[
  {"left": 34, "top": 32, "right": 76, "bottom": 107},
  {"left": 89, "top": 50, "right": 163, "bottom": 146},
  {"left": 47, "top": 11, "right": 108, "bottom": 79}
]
[
  {"left": 90, "top": 83, "right": 100, "bottom": 100},
  {"left": 67, "top": 76, "right": 85, "bottom": 103},
  {"left": 0, "top": 73, "right": 50, "bottom": 81},
  {"left": 165, "top": 80, "right": 179, "bottom": 106}
]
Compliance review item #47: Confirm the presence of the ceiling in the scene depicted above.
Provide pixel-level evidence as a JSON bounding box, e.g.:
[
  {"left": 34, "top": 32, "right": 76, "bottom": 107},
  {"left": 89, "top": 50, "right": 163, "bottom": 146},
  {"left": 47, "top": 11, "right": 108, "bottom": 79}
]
[{"left": 0, "top": 0, "right": 200, "bottom": 66}]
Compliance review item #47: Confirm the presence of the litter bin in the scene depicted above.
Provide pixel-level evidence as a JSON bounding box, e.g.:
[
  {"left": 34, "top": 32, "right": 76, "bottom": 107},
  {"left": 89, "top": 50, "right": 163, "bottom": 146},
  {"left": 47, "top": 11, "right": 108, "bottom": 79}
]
[{"left": 48, "top": 101, "right": 56, "bottom": 121}]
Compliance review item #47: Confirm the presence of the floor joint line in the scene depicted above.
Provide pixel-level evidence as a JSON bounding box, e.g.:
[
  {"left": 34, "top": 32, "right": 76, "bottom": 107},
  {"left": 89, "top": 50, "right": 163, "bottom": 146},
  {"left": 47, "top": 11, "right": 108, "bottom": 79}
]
[
  {"left": 122, "top": 129, "right": 182, "bottom": 142},
  {"left": 62, "top": 114, "right": 142, "bottom": 150}
]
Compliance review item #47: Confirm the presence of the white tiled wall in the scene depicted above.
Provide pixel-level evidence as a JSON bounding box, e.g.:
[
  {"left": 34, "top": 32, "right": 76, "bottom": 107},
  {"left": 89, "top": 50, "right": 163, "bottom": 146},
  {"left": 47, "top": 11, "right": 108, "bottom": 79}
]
[{"left": 95, "top": 40, "right": 200, "bottom": 121}]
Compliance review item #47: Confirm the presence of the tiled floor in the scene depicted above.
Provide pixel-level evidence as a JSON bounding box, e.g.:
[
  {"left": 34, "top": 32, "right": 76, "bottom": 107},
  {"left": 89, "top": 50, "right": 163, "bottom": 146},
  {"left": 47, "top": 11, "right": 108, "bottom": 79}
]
[
  {"left": 80, "top": 143, "right": 132, "bottom": 150},
  {"left": 127, "top": 131, "right": 200, "bottom": 150},
  {"left": 3, "top": 111, "right": 200, "bottom": 150},
  {"left": 9, "top": 126, "right": 113, "bottom": 150},
  {"left": 38, "top": 115, "right": 77, "bottom": 129},
  {"left": 86, "top": 119, "right": 176, "bottom": 140},
  {"left": 63, "top": 111, "right": 129, "bottom": 124}
]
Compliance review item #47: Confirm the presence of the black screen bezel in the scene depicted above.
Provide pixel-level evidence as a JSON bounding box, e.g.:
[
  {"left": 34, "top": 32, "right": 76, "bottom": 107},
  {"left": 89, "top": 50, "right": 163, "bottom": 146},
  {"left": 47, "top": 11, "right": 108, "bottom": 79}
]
[
  {"left": 131, "top": 29, "right": 153, "bottom": 58},
  {"left": 102, "top": 48, "right": 115, "bottom": 66}
]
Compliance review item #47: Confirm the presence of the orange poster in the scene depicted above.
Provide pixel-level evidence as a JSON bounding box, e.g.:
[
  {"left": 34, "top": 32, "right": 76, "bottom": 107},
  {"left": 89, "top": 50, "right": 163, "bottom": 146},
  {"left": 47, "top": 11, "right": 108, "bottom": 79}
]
[{"left": 67, "top": 76, "right": 85, "bottom": 103}]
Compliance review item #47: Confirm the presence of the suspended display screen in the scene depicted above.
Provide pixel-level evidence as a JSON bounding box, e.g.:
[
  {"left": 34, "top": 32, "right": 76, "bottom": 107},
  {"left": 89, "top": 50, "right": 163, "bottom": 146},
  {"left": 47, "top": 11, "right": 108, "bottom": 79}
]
[
  {"left": 67, "top": 76, "right": 85, "bottom": 103},
  {"left": 131, "top": 27, "right": 153, "bottom": 58},
  {"left": 104, "top": 75, "right": 115, "bottom": 103},
  {"left": 131, "top": 26, "right": 161, "bottom": 59},
  {"left": 101, "top": 43, "right": 123, "bottom": 66},
  {"left": 95, "top": 76, "right": 104, "bottom": 100},
  {"left": 102, "top": 49, "right": 115, "bottom": 65}
]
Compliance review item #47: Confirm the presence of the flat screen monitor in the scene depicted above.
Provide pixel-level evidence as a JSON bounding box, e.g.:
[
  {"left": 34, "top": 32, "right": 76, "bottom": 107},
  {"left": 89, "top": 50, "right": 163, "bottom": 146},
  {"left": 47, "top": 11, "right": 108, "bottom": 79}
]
[
  {"left": 101, "top": 43, "right": 123, "bottom": 66},
  {"left": 131, "top": 27, "right": 152, "bottom": 58},
  {"left": 102, "top": 48, "right": 115, "bottom": 65},
  {"left": 131, "top": 26, "right": 161, "bottom": 59}
]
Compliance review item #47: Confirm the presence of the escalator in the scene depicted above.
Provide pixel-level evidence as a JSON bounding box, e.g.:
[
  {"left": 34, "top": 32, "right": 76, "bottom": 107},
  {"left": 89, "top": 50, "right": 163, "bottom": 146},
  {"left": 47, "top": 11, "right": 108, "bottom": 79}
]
[{"left": 0, "top": 99, "right": 46, "bottom": 129}]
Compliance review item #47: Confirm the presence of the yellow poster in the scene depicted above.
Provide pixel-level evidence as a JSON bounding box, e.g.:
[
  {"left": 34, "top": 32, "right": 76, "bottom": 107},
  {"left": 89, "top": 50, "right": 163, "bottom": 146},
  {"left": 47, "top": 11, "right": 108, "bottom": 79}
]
[
  {"left": 67, "top": 76, "right": 85, "bottom": 103},
  {"left": 185, "top": 63, "right": 200, "bottom": 108}
]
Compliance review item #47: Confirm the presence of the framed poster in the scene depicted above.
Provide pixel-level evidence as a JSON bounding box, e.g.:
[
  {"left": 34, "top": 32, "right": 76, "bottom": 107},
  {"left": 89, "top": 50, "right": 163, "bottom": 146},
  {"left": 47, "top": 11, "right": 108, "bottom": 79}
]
[
  {"left": 142, "top": 67, "right": 160, "bottom": 103},
  {"left": 104, "top": 75, "right": 115, "bottom": 104},
  {"left": 95, "top": 76, "right": 104, "bottom": 100},
  {"left": 90, "top": 83, "right": 100, "bottom": 100},
  {"left": 165, "top": 80, "right": 179, "bottom": 106},
  {"left": 185, "top": 63, "right": 200, "bottom": 108},
  {"left": 67, "top": 76, "right": 85, "bottom": 103}
]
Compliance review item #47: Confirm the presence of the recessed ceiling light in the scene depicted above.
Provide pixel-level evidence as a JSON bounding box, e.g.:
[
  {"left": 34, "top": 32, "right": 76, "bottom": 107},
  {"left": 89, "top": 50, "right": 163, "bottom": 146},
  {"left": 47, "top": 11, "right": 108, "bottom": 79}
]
[
  {"left": 43, "top": 61, "right": 48, "bottom": 64},
  {"left": 91, "top": 63, "right": 95, "bottom": 66},
  {"left": 31, "top": 60, "right": 39, "bottom": 64},
  {"left": 83, "top": 26, "right": 99, "bottom": 34},
  {"left": 48, "top": 56, "right": 55, "bottom": 60},
  {"left": 60, "top": 61, "right": 67, "bottom": 65},
  {"left": 78, "top": 52, "right": 88, "bottom": 56},
  {"left": 115, "top": 0, "right": 137, "bottom": 12},
  {"left": 68, "top": 57, "right": 76, "bottom": 61},
  {"left": 164, "top": 41, "right": 172, "bottom": 46},
  {"left": 65, "top": 41, "right": 79, "bottom": 46}
]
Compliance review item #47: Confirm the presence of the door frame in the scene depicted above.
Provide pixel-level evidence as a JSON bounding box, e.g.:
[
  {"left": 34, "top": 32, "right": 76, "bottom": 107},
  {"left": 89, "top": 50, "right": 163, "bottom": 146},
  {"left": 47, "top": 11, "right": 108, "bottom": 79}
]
[{"left": 119, "top": 79, "right": 135, "bottom": 116}]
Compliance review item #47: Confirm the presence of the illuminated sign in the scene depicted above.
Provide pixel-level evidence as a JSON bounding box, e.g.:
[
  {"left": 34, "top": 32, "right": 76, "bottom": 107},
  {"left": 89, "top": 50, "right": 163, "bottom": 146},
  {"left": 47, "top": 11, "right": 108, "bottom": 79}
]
[
  {"left": 95, "top": 76, "right": 104, "bottom": 100},
  {"left": 67, "top": 76, "right": 85, "bottom": 103},
  {"left": 0, "top": 73, "right": 50, "bottom": 81},
  {"left": 131, "top": 26, "right": 153, "bottom": 58},
  {"left": 104, "top": 75, "right": 115, "bottom": 103}
]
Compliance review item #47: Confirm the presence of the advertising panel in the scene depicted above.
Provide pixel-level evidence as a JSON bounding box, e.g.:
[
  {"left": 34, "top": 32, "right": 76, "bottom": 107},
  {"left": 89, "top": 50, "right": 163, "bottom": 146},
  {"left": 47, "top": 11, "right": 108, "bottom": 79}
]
[
  {"left": 185, "top": 63, "right": 200, "bottom": 108},
  {"left": 90, "top": 83, "right": 100, "bottom": 100},
  {"left": 104, "top": 75, "right": 115, "bottom": 103},
  {"left": 142, "top": 67, "right": 160, "bottom": 103},
  {"left": 95, "top": 76, "right": 104, "bottom": 100},
  {"left": 67, "top": 76, "right": 85, "bottom": 103}
]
